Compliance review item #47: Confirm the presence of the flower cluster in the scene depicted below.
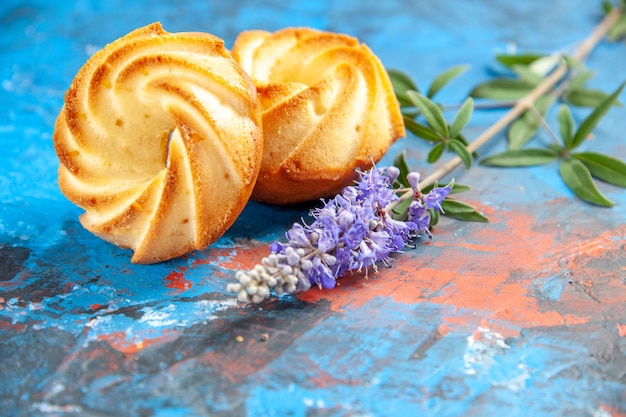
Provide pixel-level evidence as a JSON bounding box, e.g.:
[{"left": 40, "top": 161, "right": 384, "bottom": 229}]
[{"left": 227, "top": 166, "right": 452, "bottom": 303}]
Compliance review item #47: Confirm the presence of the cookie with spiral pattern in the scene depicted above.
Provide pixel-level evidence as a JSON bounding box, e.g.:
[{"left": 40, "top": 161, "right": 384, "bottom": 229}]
[
  {"left": 232, "top": 27, "right": 405, "bottom": 205},
  {"left": 53, "top": 23, "right": 263, "bottom": 264}
]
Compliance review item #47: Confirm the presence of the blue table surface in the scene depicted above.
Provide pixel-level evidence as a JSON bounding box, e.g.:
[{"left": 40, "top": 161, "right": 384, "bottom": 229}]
[{"left": 2, "top": 1, "right": 626, "bottom": 416}]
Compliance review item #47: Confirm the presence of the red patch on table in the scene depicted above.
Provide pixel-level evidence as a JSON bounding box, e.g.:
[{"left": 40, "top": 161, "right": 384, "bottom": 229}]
[{"left": 164, "top": 269, "right": 193, "bottom": 291}]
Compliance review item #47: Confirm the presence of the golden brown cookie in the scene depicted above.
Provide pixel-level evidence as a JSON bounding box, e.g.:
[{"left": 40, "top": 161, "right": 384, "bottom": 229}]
[
  {"left": 232, "top": 27, "right": 405, "bottom": 204},
  {"left": 53, "top": 23, "right": 263, "bottom": 263}
]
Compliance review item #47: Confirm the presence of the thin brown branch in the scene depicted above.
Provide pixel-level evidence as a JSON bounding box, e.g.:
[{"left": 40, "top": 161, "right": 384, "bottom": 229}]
[{"left": 418, "top": 7, "right": 623, "bottom": 189}]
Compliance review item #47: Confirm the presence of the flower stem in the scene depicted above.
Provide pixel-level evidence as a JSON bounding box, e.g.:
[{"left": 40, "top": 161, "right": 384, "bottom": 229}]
[{"left": 418, "top": 7, "right": 623, "bottom": 190}]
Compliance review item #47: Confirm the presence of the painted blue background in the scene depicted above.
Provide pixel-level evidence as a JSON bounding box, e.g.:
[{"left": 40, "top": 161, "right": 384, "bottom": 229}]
[{"left": 2, "top": 1, "right": 626, "bottom": 416}]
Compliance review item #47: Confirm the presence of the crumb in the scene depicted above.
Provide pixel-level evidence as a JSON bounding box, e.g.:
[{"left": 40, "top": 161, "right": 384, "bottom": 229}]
[
  {"left": 260, "top": 333, "right": 269, "bottom": 342},
  {"left": 235, "top": 335, "right": 244, "bottom": 343}
]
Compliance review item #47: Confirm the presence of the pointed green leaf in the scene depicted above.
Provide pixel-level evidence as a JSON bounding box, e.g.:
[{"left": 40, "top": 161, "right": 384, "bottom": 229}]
[
  {"left": 403, "top": 115, "right": 442, "bottom": 142},
  {"left": 450, "top": 183, "right": 472, "bottom": 194},
  {"left": 559, "top": 158, "right": 614, "bottom": 206},
  {"left": 562, "top": 54, "right": 586, "bottom": 70},
  {"left": 391, "top": 197, "right": 412, "bottom": 221},
  {"left": 393, "top": 151, "right": 411, "bottom": 188},
  {"left": 572, "top": 151, "right": 626, "bottom": 187},
  {"left": 557, "top": 104, "right": 574, "bottom": 148},
  {"left": 481, "top": 148, "right": 559, "bottom": 167},
  {"left": 427, "top": 142, "right": 446, "bottom": 163},
  {"left": 528, "top": 53, "right": 561, "bottom": 76},
  {"left": 564, "top": 87, "right": 621, "bottom": 108},
  {"left": 449, "top": 97, "right": 474, "bottom": 139},
  {"left": 441, "top": 198, "right": 476, "bottom": 214},
  {"left": 395, "top": 92, "right": 413, "bottom": 108},
  {"left": 569, "top": 70, "right": 595, "bottom": 89},
  {"left": 429, "top": 208, "right": 440, "bottom": 227},
  {"left": 511, "top": 64, "right": 544, "bottom": 83},
  {"left": 507, "top": 95, "right": 554, "bottom": 150},
  {"left": 449, "top": 139, "right": 473, "bottom": 169},
  {"left": 454, "top": 132, "right": 470, "bottom": 147},
  {"left": 495, "top": 53, "right": 544, "bottom": 69},
  {"left": 469, "top": 77, "right": 538, "bottom": 100},
  {"left": 508, "top": 113, "right": 540, "bottom": 150},
  {"left": 443, "top": 208, "right": 489, "bottom": 222},
  {"left": 387, "top": 69, "right": 420, "bottom": 106},
  {"left": 570, "top": 81, "right": 625, "bottom": 149},
  {"left": 401, "top": 109, "right": 420, "bottom": 118},
  {"left": 407, "top": 91, "right": 449, "bottom": 137},
  {"left": 426, "top": 65, "right": 470, "bottom": 99},
  {"left": 387, "top": 69, "right": 419, "bottom": 92}
]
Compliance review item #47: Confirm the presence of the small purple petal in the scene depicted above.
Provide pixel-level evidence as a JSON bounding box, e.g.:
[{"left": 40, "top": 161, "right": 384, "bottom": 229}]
[{"left": 423, "top": 185, "right": 452, "bottom": 211}]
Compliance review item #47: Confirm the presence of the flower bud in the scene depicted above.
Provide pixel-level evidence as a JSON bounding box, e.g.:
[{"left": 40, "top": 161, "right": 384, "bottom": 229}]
[
  {"left": 386, "top": 166, "right": 400, "bottom": 183},
  {"left": 407, "top": 172, "right": 421, "bottom": 190}
]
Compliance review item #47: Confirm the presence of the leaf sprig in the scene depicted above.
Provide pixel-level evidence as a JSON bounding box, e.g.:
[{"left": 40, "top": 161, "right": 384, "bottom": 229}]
[
  {"left": 471, "top": 53, "right": 622, "bottom": 150},
  {"left": 386, "top": 1, "right": 626, "bottom": 210},
  {"left": 389, "top": 67, "right": 475, "bottom": 169},
  {"left": 481, "top": 82, "right": 626, "bottom": 206}
]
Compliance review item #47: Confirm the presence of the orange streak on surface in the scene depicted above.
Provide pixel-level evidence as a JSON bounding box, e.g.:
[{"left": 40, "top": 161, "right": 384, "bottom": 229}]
[
  {"left": 301, "top": 209, "right": 626, "bottom": 331},
  {"left": 164, "top": 269, "right": 193, "bottom": 292},
  {"left": 97, "top": 330, "right": 178, "bottom": 355}
]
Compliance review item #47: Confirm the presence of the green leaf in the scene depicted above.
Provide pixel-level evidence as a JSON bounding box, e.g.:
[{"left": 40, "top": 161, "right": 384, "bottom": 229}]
[
  {"left": 441, "top": 199, "right": 489, "bottom": 222},
  {"left": 557, "top": 104, "right": 574, "bottom": 148},
  {"left": 445, "top": 210, "right": 489, "bottom": 222},
  {"left": 570, "top": 81, "right": 626, "bottom": 149},
  {"left": 401, "top": 109, "right": 420, "bottom": 118},
  {"left": 429, "top": 208, "right": 440, "bottom": 227},
  {"left": 450, "top": 183, "right": 472, "bottom": 194},
  {"left": 511, "top": 64, "right": 544, "bottom": 84},
  {"left": 572, "top": 151, "right": 626, "bottom": 187},
  {"left": 469, "top": 77, "right": 538, "bottom": 100},
  {"left": 495, "top": 53, "right": 544, "bottom": 69},
  {"left": 403, "top": 115, "right": 442, "bottom": 142},
  {"left": 387, "top": 69, "right": 420, "bottom": 106},
  {"left": 528, "top": 53, "right": 561, "bottom": 76},
  {"left": 568, "top": 70, "right": 595, "bottom": 90},
  {"left": 608, "top": 14, "right": 626, "bottom": 42},
  {"left": 559, "top": 158, "right": 614, "bottom": 206},
  {"left": 449, "top": 97, "right": 474, "bottom": 139},
  {"left": 407, "top": 91, "right": 449, "bottom": 137},
  {"left": 387, "top": 69, "right": 419, "bottom": 92},
  {"left": 427, "top": 142, "right": 446, "bottom": 163},
  {"left": 507, "top": 95, "right": 554, "bottom": 150},
  {"left": 426, "top": 65, "right": 470, "bottom": 99},
  {"left": 564, "top": 87, "right": 621, "bottom": 108},
  {"left": 449, "top": 139, "right": 473, "bottom": 169},
  {"left": 441, "top": 198, "right": 476, "bottom": 214},
  {"left": 393, "top": 151, "right": 411, "bottom": 188},
  {"left": 481, "top": 148, "right": 559, "bottom": 167},
  {"left": 391, "top": 197, "right": 412, "bottom": 221}
]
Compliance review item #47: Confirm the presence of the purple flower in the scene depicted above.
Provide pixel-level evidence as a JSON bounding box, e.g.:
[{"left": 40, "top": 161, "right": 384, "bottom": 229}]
[
  {"left": 423, "top": 185, "right": 452, "bottom": 211},
  {"left": 228, "top": 165, "right": 452, "bottom": 303},
  {"left": 408, "top": 201, "right": 431, "bottom": 236}
]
